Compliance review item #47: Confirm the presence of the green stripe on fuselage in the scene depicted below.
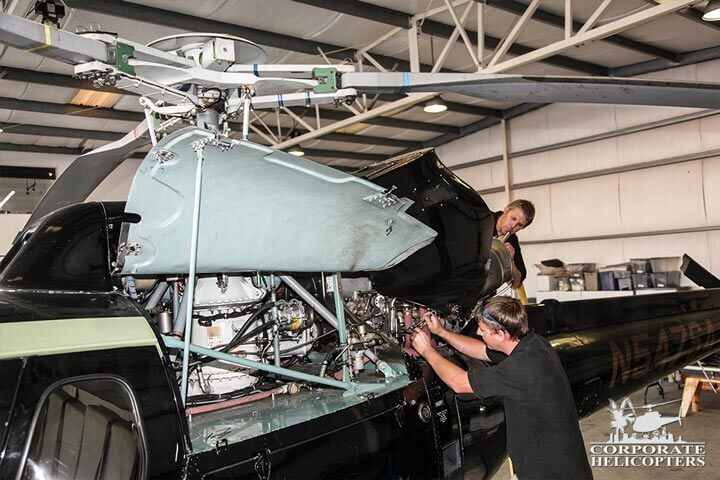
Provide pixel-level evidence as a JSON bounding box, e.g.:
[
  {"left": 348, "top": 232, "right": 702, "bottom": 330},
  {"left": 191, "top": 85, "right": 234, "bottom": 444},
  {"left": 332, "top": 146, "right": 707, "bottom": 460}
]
[{"left": 0, "top": 316, "right": 158, "bottom": 359}]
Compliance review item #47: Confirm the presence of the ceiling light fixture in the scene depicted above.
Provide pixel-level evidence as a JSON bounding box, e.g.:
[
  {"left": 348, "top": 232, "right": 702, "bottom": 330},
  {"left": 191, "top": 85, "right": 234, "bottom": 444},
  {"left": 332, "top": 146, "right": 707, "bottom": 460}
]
[
  {"left": 703, "top": 0, "right": 720, "bottom": 20},
  {"left": 0, "top": 190, "right": 16, "bottom": 210},
  {"left": 423, "top": 97, "right": 447, "bottom": 114},
  {"left": 288, "top": 146, "right": 305, "bottom": 157}
]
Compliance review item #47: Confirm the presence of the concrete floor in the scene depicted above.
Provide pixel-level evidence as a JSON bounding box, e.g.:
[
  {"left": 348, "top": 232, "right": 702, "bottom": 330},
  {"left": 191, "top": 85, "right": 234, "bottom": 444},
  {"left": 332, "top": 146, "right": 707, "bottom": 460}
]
[{"left": 484, "top": 378, "right": 720, "bottom": 480}]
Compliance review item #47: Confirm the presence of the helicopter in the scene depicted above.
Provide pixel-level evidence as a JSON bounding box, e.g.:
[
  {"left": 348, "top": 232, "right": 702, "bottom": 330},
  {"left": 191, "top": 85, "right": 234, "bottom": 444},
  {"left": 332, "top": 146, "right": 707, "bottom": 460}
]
[
  {"left": 606, "top": 397, "right": 683, "bottom": 442},
  {"left": 1, "top": 6, "right": 720, "bottom": 480}
]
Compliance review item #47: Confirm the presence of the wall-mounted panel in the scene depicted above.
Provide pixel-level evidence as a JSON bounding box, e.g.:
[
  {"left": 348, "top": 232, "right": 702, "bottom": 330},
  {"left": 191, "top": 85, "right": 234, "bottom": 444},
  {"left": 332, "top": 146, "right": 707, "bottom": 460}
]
[
  {"left": 456, "top": 162, "right": 500, "bottom": 191},
  {"left": 549, "top": 238, "right": 625, "bottom": 268},
  {"left": 437, "top": 125, "right": 501, "bottom": 168},
  {"left": 546, "top": 137, "right": 619, "bottom": 179},
  {"left": 616, "top": 121, "right": 702, "bottom": 166},
  {"left": 702, "top": 156, "right": 720, "bottom": 226},
  {"left": 618, "top": 161, "right": 705, "bottom": 233},
  {"left": 511, "top": 150, "right": 552, "bottom": 185},
  {"left": 511, "top": 185, "right": 552, "bottom": 242},
  {"left": 0, "top": 214, "right": 29, "bottom": 255},
  {"left": 709, "top": 231, "right": 720, "bottom": 276},
  {"left": 694, "top": 58, "right": 720, "bottom": 82},
  {"left": 546, "top": 104, "right": 616, "bottom": 145},
  {"left": 637, "top": 61, "right": 697, "bottom": 81},
  {"left": 699, "top": 115, "right": 720, "bottom": 150},
  {"left": 508, "top": 107, "right": 549, "bottom": 152},
  {"left": 613, "top": 105, "right": 703, "bottom": 130},
  {"left": 482, "top": 191, "right": 507, "bottom": 211},
  {"left": 549, "top": 175, "right": 621, "bottom": 238}
]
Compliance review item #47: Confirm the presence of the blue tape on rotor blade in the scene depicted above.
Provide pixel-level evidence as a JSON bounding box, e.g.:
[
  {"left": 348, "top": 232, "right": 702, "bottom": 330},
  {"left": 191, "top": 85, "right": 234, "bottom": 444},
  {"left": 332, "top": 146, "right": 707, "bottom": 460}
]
[
  {"left": 278, "top": 94, "right": 284, "bottom": 107},
  {"left": 306, "top": 91, "right": 311, "bottom": 106},
  {"left": 400, "top": 72, "right": 409, "bottom": 94},
  {"left": 253, "top": 64, "right": 259, "bottom": 77}
]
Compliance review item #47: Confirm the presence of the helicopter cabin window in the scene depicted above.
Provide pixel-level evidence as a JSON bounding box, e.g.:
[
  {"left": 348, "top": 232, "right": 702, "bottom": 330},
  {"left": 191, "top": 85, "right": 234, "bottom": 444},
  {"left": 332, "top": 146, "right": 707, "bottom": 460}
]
[{"left": 20, "top": 377, "right": 145, "bottom": 480}]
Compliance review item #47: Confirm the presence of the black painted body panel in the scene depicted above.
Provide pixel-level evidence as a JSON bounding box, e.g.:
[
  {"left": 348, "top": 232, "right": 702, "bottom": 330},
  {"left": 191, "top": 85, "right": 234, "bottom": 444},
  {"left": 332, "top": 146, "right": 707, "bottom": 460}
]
[
  {"left": 0, "top": 202, "right": 126, "bottom": 292},
  {"left": 357, "top": 150, "right": 495, "bottom": 311}
]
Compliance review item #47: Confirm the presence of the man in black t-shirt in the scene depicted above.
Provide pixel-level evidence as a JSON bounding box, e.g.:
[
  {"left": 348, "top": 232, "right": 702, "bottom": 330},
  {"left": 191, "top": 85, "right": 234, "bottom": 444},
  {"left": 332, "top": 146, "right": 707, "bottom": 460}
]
[
  {"left": 494, "top": 199, "right": 535, "bottom": 289},
  {"left": 411, "top": 297, "right": 593, "bottom": 480}
]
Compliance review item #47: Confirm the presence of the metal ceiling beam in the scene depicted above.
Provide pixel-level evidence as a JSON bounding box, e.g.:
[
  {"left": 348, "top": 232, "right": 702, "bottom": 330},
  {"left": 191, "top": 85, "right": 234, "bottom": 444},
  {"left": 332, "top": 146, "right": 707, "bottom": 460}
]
[
  {"left": 326, "top": 133, "right": 419, "bottom": 148},
  {"left": 0, "top": 122, "right": 123, "bottom": 141},
  {"left": 302, "top": 148, "right": 386, "bottom": 162},
  {"left": 64, "top": 0, "right": 434, "bottom": 73},
  {"left": 292, "top": 0, "right": 607, "bottom": 75},
  {"left": 442, "top": 100, "right": 502, "bottom": 118},
  {"left": 305, "top": 131, "right": 421, "bottom": 149},
  {"left": 298, "top": 107, "right": 462, "bottom": 134},
  {"left": 611, "top": 44, "right": 720, "bottom": 77},
  {"left": 421, "top": 103, "right": 546, "bottom": 149},
  {"left": 0, "top": 96, "right": 423, "bottom": 149},
  {"left": 0, "top": 65, "right": 127, "bottom": 94},
  {"left": 484, "top": 0, "right": 678, "bottom": 61},
  {"left": 248, "top": 123, "right": 420, "bottom": 148},
  {"left": 0, "top": 119, "right": 391, "bottom": 161},
  {"left": 0, "top": 142, "right": 145, "bottom": 158},
  {"left": 0, "top": 96, "right": 143, "bottom": 122},
  {"left": 641, "top": 0, "right": 720, "bottom": 32},
  {"left": 376, "top": 93, "right": 503, "bottom": 117}
]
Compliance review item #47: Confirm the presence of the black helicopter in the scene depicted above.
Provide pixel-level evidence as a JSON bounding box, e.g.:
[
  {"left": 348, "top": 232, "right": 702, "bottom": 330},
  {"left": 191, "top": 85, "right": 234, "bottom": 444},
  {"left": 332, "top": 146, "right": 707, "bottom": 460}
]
[{"left": 1, "top": 9, "right": 720, "bottom": 480}]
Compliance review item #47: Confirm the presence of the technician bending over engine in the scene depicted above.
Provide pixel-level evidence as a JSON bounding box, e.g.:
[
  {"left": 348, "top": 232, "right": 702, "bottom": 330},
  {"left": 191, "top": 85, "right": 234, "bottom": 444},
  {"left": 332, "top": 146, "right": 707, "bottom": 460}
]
[{"left": 411, "top": 297, "right": 593, "bottom": 480}]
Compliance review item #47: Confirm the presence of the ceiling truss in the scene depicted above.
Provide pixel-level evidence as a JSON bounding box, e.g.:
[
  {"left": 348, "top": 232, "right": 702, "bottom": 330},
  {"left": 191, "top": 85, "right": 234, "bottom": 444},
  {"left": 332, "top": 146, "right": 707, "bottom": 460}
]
[{"left": 0, "top": 0, "right": 718, "bottom": 167}]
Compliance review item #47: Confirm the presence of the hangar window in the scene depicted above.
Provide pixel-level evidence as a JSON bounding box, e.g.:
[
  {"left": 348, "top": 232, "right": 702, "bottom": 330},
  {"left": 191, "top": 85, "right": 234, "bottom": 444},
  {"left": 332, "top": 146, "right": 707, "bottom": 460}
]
[{"left": 20, "top": 376, "right": 146, "bottom": 480}]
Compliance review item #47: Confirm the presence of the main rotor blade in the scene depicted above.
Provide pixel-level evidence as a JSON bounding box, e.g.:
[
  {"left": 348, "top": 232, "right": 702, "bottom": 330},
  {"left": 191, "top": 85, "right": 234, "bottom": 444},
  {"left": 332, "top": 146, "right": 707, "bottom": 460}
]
[
  {"left": 0, "top": 12, "right": 107, "bottom": 64},
  {"left": 342, "top": 73, "right": 720, "bottom": 109},
  {"left": 28, "top": 122, "right": 151, "bottom": 225}
]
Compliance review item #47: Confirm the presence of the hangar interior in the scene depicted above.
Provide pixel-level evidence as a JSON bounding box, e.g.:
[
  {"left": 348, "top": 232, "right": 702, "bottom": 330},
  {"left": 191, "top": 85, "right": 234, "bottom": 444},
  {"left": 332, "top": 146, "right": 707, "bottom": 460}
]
[
  {"left": 1, "top": 0, "right": 719, "bottom": 301},
  {"left": 1, "top": 1, "right": 720, "bottom": 479}
]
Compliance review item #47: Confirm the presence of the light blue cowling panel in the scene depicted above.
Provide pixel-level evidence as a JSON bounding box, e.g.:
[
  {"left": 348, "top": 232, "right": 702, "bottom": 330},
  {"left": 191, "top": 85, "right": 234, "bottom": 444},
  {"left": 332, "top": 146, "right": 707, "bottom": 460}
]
[{"left": 119, "top": 127, "right": 436, "bottom": 274}]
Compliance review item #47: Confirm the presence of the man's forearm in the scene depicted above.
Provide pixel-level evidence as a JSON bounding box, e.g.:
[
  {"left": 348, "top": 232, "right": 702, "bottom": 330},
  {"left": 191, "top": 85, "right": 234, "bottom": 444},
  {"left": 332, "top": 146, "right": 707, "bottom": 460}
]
[
  {"left": 435, "top": 329, "right": 489, "bottom": 361},
  {"left": 422, "top": 348, "right": 473, "bottom": 394}
]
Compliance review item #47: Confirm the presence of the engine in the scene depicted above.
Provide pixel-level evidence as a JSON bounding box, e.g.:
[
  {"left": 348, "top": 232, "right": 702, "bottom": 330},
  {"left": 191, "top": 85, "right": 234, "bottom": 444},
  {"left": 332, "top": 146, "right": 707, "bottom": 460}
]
[{"left": 141, "top": 246, "right": 510, "bottom": 406}]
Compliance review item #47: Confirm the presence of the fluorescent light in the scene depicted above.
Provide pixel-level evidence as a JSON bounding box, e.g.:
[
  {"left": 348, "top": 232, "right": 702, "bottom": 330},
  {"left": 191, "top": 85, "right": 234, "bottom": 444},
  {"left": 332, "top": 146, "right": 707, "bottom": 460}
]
[
  {"left": 70, "top": 89, "right": 122, "bottom": 108},
  {"left": 423, "top": 97, "right": 447, "bottom": 114},
  {"left": 0, "top": 190, "right": 16, "bottom": 210},
  {"left": 703, "top": 0, "right": 720, "bottom": 20},
  {"left": 288, "top": 147, "right": 305, "bottom": 157}
]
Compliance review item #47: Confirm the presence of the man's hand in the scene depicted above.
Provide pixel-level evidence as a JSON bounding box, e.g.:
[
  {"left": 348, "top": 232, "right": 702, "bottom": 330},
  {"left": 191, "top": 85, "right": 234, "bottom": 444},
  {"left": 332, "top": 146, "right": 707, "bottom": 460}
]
[
  {"left": 503, "top": 240, "right": 516, "bottom": 258},
  {"left": 424, "top": 312, "right": 445, "bottom": 336},
  {"left": 411, "top": 329, "right": 435, "bottom": 357}
]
